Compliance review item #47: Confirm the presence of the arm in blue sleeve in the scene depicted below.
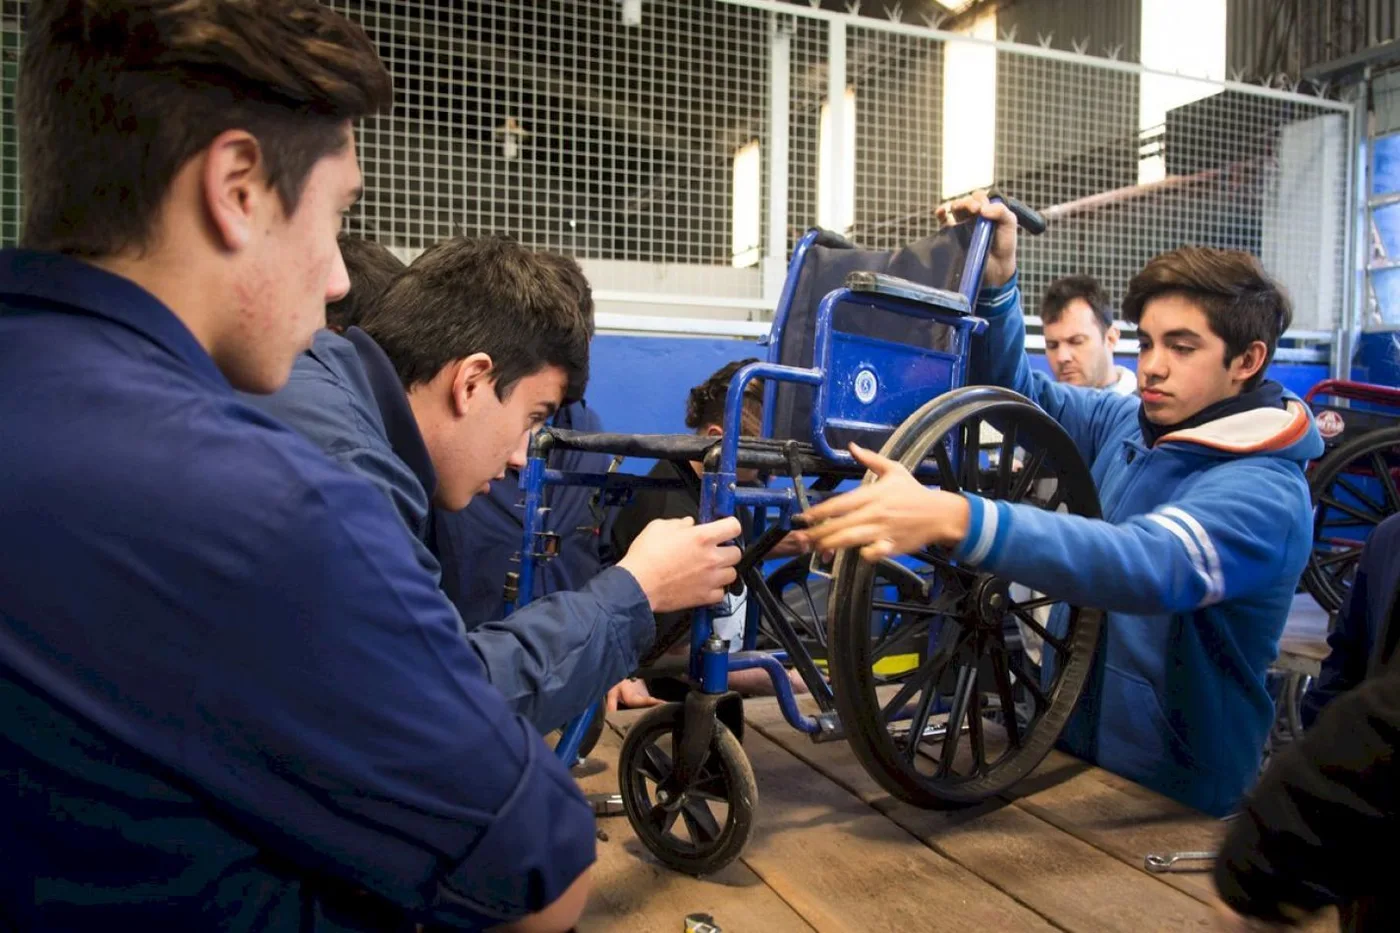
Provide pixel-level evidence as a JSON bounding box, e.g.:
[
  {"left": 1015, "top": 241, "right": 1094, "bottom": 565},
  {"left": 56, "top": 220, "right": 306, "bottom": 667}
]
[
  {"left": 206, "top": 465, "right": 597, "bottom": 928},
  {"left": 953, "top": 458, "right": 1311, "bottom": 615},
  {"left": 464, "top": 566, "right": 655, "bottom": 731},
  {"left": 970, "top": 275, "right": 1138, "bottom": 467}
]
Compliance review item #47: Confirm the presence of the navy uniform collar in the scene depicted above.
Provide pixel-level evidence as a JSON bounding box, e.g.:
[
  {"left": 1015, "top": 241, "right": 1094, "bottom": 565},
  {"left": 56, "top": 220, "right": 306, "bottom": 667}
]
[
  {"left": 342, "top": 326, "right": 437, "bottom": 501},
  {"left": 0, "top": 248, "right": 231, "bottom": 392}
]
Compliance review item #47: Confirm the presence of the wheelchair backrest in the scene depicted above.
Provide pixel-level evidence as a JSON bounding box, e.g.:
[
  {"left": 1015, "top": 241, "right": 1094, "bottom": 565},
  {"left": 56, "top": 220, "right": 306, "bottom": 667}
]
[{"left": 766, "top": 219, "right": 979, "bottom": 452}]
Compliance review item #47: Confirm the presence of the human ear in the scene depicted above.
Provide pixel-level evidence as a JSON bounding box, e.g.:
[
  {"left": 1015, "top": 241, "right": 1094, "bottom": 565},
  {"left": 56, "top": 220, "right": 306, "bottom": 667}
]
[
  {"left": 202, "top": 130, "right": 266, "bottom": 252},
  {"left": 450, "top": 353, "right": 495, "bottom": 417}
]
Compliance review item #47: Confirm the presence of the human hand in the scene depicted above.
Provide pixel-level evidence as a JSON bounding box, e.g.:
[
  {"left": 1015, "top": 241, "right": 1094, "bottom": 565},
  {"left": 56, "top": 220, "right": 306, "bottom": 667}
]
[
  {"left": 617, "top": 516, "right": 743, "bottom": 613},
  {"left": 606, "top": 678, "right": 664, "bottom": 713},
  {"left": 791, "top": 443, "right": 971, "bottom": 561},
  {"left": 935, "top": 188, "right": 1018, "bottom": 288}
]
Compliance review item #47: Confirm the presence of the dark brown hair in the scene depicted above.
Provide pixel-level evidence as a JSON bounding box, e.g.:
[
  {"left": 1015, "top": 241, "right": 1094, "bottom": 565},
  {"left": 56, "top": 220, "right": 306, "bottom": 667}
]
[
  {"left": 361, "top": 236, "right": 590, "bottom": 402},
  {"left": 326, "top": 234, "right": 405, "bottom": 333},
  {"left": 538, "top": 252, "right": 596, "bottom": 339},
  {"left": 19, "top": 0, "right": 393, "bottom": 256},
  {"left": 1121, "top": 246, "right": 1291, "bottom": 391},
  {"left": 1041, "top": 274, "right": 1114, "bottom": 332},
  {"left": 687, "top": 358, "right": 764, "bottom": 436}
]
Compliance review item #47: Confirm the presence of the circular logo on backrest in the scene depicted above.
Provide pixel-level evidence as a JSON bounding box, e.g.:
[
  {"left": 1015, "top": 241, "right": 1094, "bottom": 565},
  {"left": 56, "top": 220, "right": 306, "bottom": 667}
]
[
  {"left": 1316, "top": 409, "right": 1345, "bottom": 439},
  {"left": 854, "top": 369, "right": 878, "bottom": 404}
]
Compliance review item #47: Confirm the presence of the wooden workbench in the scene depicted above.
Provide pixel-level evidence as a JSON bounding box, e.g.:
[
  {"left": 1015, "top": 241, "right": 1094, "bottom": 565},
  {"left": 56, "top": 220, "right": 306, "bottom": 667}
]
[{"left": 577, "top": 696, "right": 1337, "bottom": 933}]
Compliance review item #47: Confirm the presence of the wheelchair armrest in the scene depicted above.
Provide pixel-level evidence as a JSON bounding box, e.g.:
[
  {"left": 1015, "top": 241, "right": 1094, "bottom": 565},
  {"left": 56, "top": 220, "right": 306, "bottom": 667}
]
[{"left": 844, "top": 270, "right": 972, "bottom": 316}]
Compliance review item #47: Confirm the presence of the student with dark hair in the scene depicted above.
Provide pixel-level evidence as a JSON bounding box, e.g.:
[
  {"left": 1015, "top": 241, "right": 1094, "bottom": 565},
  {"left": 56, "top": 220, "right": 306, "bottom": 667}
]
[
  {"left": 797, "top": 189, "right": 1323, "bottom": 818},
  {"left": 435, "top": 251, "right": 611, "bottom": 629},
  {"left": 245, "top": 234, "right": 741, "bottom": 733},
  {"left": 608, "top": 358, "right": 808, "bottom": 701},
  {"left": 0, "top": 2, "right": 604, "bottom": 930},
  {"left": 1040, "top": 274, "right": 1135, "bottom": 394},
  {"left": 327, "top": 233, "right": 405, "bottom": 332}
]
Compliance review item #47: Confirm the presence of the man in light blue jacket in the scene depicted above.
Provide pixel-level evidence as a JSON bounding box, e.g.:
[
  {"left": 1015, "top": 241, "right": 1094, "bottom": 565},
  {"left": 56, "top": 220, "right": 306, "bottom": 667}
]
[{"left": 797, "top": 190, "right": 1324, "bottom": 817}]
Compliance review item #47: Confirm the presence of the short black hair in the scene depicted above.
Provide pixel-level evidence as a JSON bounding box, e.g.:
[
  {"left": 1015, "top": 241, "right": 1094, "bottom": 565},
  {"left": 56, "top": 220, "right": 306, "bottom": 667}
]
[
  {"left": 687, "top": 358, "right": 763, "bottom": 435},
  {"left": 327, "top": 234, "right": 405, "bottom": 332},
  {"left": 1121, "top": 246, "right": 1291, "bottom": 392},
  {"left": 1040, "top": 275, "right": 1114, "bottom": 333},
  {"left": 360, "top": 235, "right": 590, "bottom": 402}
]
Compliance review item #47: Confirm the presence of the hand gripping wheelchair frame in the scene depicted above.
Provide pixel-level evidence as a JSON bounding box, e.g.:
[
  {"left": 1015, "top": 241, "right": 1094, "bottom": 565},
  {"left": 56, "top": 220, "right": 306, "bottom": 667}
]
[{"left": 515, "top": 194, "right": 1106, "bottom": 875}]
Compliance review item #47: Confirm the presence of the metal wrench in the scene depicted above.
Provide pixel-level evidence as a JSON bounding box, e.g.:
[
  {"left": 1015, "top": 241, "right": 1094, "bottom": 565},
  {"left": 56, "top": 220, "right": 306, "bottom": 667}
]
[{"left": 1144, "top": 850, "right": 1216, "bottom": 873}]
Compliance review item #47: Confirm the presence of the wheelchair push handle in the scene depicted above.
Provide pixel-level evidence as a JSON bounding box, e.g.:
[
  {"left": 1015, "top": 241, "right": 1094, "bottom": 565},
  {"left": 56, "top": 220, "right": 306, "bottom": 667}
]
[
  {"left": 987, "top": 187, "right": 1047, "bottom": 235},
  {"left": 812, "top": 228, "right": 857, "bottom": 250}
]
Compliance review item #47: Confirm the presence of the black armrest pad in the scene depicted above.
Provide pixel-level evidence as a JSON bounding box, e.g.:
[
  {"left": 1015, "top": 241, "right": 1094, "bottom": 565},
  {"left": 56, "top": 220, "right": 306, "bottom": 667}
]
[{"left": 844, "top": 271, "right": 972, "bottom": 316}]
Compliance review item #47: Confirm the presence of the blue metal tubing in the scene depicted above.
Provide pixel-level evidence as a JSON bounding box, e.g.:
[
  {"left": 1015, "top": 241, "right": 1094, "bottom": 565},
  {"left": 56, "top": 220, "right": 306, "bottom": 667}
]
[
  {"left": 761, "top": 228, "right": 827, "bottom": 438},
  {"left": 554, "top": 701, "right": 599, "bottom": 764},
  {"left": 717, "top": 361, "right": 824, "bottom": 518},
  {"left": 807, "top": 290, "right": 988, "bottom": 463},
  {"left": 516, "top": 451, "right": 548, "bottom": 611},
  {"left": 727, "top": 654, "right": 822, "bottom": 734}
]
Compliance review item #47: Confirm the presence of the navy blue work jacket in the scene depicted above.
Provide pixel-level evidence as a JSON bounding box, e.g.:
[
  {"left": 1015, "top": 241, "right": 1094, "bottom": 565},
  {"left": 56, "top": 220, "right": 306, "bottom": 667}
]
[
  {"left": 436, "top": 401, "right": 612, "bottom": 628},
  {"left": 0, "top": 251, "right": 595, "bottom": 930},
  {"left": 243, "top": 329, "right": 653, "bottom": 732}
]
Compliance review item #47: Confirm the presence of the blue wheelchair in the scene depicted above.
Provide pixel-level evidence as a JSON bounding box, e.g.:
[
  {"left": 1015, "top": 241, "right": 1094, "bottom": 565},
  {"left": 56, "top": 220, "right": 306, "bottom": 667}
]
[{"left": 516, "top": 193, "right": 1105, "bottom": 875}]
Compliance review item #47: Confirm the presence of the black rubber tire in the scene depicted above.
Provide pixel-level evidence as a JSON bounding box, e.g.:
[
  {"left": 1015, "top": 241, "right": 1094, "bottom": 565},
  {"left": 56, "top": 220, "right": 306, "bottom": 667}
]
[
  {"left": 1301, "top": 425, "right": 1400, "bottom": 613},
  {"left": 826, "top": 386, "right": 1104, "bottom": 809},
  {"left": 617, "top": 702, "right": 756, "bottom": 876}
]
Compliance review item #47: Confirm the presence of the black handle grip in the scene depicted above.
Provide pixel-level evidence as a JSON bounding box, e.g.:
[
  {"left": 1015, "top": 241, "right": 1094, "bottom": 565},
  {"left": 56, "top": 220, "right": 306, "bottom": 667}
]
[
  {"left": 813, "top": 228, "right": 857, "bottom": 249},
  {"left": 987, "top": 188, "right": 1047, "bottom": 236}
]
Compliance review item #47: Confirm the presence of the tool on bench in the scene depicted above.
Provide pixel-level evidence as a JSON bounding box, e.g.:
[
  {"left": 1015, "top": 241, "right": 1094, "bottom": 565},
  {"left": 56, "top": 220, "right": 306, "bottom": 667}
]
[{"left": 1144, "top": 850, "right": 1216, "bottom": 873}]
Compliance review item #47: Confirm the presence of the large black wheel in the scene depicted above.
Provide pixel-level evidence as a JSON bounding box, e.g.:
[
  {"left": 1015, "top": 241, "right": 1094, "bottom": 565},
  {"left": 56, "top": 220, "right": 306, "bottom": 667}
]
[
  {"left": 617, "top": 703, "right": 756, "bottom": 876},
  {"left": 827, "top": 386, "right": 1104, "bottom": 808},
  {"left": 1302, "top": 425, "right": 1400, "bottom": 613}
]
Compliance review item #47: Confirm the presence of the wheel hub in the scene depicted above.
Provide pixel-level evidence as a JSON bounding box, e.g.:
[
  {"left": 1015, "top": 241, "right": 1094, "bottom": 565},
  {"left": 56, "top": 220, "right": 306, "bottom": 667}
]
[{"left": 968, "top": 575, "right": 1011, "bottom": 628}]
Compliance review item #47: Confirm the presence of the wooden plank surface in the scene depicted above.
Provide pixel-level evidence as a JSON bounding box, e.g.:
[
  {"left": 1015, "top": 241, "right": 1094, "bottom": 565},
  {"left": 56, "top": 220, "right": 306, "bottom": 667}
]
[
  {"left": 575, "top": 725, "right": 817, "bottom": 933},
  {"left": 582, "top": 697, "right": 1339, "bottom": 932},
  {"left": 746, "top": 699, "right": 1217, "bottom": 932},
  {"left": 604, "top": 706, "right": 1059, "bottom": 933}
]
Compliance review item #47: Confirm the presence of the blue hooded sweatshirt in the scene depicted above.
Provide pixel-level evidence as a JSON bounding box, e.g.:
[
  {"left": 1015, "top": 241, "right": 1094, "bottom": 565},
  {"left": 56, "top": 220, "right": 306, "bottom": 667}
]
[{"left": 956, "top": 275, "right": 1324, "bottom": 817}]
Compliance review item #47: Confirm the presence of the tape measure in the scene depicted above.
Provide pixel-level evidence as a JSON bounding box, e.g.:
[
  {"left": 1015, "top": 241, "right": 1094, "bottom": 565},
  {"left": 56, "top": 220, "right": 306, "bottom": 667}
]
[{"left": 684, "top": 913, "right": 722, "bottom": 933}]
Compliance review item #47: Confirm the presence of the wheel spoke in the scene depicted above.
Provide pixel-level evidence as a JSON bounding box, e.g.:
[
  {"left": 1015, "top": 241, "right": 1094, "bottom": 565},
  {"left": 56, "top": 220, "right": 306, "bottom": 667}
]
[
  {"left": 1011, "top": 606, "right": 1068, "bottom": 655},
  {"left": 1314, "top": 547, "right": 1361, "bottom": 570},
  {"left": 961, "top": 419, "right": 983, "bottom": 492},
  {"left": 649, "top": 802, "right": 681, "bottom": 837},
  {"left": 966, "top": 683, "right": 987, "bottom": 775},
  {"left": 681, "top": 800, "right": 722, "bottom": 845},
  {"left": 1008, "top": 449, "right": 1047, "bottom": 503},
  {"left": 933, "top": 442, "right": 960, "bottom": 494},
  {"left": 1010, "top": 652, "right": 1048, "bottom": 710},
  {"left": 1334, "top": 475, "right": 1388, "bottom": 517},
  {"left": 881, "top": 625, "right": 964, "bottom": 721},
  {"left": 1372, "top": 451, "right": 1400, "bottom": 512},
  {"left": 1012, "top": 594, "right": 1060, "bottom": 612},
  {"left": 988, "top": 647, "right": 1022, "bottom": 747},
  {"left": 639, "top": 743, "right": 673, "bottom": 784},
  {"left": 996, "top": 424, "right": 1018, "bottom": 499},
  {"left": 902, "top": 680, "right": 941, "bottom": 763},
  {"left": 936, "top": 662, "right": 975, "bottom": 778},
  {"left": 871, "top": 617, "right": 932, "bottom": 663},
  {"left": 1319, "top": 493, "right": 1384, "bottom": 527}
]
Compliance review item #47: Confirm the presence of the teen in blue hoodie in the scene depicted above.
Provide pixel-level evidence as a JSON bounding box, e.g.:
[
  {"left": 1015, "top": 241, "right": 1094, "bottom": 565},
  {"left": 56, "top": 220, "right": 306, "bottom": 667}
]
[{"left": 797, "top": 190, "right": 1324, "bottom": 817}]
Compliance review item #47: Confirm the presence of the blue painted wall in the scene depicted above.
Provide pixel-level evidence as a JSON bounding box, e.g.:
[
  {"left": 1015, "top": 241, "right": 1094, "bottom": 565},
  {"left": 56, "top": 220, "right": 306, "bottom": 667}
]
[{"left": 585, "top": 334, "right": 1337, "bottom": 436}]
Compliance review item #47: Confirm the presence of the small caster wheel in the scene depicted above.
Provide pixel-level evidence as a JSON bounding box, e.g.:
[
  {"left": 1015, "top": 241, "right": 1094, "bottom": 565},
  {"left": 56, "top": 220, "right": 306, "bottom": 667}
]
[{"left": 618, "top": 702, "right": 756, "bottom": 876}]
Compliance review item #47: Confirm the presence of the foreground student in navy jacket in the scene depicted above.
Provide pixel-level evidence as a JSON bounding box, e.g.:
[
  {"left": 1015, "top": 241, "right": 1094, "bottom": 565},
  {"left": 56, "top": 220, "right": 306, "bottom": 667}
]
[
  {"left": 0, "top": 3, "right": 740, "bottom": 930},
  {"left": 245, "top": 236, "right": 741, "bottom": 734},
  {"left": 796, "top": 190, "right": 1323, "bottom": 817}
]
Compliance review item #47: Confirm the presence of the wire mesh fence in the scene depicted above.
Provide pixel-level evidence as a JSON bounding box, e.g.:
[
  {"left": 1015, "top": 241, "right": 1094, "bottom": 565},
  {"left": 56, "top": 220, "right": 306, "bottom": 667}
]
[{"left": 0, "top": 0, "right": 1355, "bottom": 333}]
